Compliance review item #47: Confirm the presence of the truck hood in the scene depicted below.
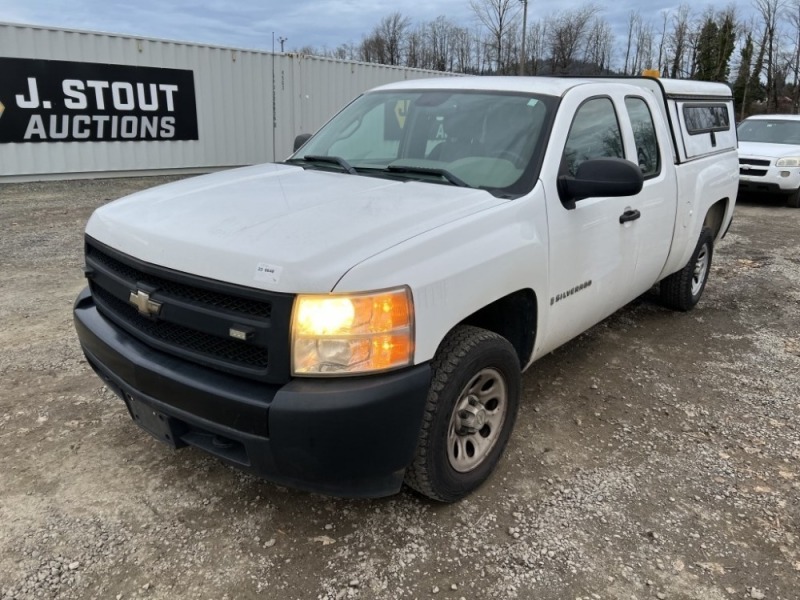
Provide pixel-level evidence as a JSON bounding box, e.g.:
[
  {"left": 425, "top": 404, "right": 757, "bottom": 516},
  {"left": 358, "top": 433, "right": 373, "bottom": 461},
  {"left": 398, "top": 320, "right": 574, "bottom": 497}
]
[
  {"left": 738, "top": 141, "right": 800, "bottom": 159},
  {"left": 86, "top": 163, "right": 505, "bottom": 293}
]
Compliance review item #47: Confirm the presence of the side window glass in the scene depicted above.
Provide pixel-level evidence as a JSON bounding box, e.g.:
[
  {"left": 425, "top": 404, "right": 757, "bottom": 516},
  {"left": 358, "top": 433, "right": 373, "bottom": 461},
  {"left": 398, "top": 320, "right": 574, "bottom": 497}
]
[
  {"left": 683, "top": 104, "right": 730, "bottom": 134},
  {"left": 562, "top": 97, "right": 623, "bottom": 176},
  {"left": 625, "top": 97, "right": 660, "bottom": 178}
]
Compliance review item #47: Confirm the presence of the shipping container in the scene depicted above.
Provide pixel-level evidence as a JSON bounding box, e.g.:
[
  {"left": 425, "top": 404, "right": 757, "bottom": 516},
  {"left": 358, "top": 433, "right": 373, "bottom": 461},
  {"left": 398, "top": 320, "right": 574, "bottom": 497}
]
[{"left": 0, "top": 22, "right": 452, "bottom": 181}]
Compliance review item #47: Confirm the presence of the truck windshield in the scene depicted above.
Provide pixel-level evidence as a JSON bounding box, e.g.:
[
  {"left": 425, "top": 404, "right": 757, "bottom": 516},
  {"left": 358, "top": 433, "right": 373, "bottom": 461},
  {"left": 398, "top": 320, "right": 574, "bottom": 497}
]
[
  {"left": 290, "top": 90, "right": 553, "bottom": 197},
  {"left": 738, "top": 119, "right": 800, "bottom": 144}
]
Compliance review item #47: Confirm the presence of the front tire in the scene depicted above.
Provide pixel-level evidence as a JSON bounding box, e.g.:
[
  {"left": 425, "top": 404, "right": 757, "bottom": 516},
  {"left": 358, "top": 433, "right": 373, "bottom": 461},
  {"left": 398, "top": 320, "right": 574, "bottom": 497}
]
[
  {"left": 660, "top": 227, "right": 714, "bottom": 311},
  {"left": 787, "top": 188, "right": 800, "bottom": 208},
  {"left": 404, "top": 326, "right": 521, "bottom": 502}
]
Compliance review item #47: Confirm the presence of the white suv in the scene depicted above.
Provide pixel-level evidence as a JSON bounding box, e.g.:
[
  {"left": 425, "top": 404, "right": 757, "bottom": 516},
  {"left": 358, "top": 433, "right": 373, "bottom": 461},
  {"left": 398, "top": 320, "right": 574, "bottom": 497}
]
[{"left": 738, "top": 114, "right": 800, "bottom": 208}]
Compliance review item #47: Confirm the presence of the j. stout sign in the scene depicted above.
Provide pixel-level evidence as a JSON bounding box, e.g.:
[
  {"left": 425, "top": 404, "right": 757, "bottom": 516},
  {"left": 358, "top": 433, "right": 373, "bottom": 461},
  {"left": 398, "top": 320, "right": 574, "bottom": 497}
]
[{"left": 0, "top": 57, "right": 198, "bottom": 143}]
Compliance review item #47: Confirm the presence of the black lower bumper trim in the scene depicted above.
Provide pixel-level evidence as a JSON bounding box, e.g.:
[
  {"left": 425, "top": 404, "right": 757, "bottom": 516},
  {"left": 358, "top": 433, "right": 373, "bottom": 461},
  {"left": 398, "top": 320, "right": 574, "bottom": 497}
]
[
  {"left": 738, "top": 181, "right": 791, "bottom": 195},
  {"left": 74, "top": 287, "right": 432, "bottom": 498}
]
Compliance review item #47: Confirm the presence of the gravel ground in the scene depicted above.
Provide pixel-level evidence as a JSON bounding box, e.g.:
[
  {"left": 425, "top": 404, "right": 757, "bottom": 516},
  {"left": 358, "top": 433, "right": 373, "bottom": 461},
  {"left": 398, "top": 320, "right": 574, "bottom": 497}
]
[{"left": 0, "top": 178, "right": 798, "bottom": 600}]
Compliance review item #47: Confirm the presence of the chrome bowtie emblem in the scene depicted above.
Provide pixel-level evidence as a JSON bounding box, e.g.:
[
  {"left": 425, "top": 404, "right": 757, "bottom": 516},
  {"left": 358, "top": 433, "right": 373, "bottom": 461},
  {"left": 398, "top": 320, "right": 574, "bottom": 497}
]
[{"left": 129, "top": 289, "right": 162, "bottom": 317}]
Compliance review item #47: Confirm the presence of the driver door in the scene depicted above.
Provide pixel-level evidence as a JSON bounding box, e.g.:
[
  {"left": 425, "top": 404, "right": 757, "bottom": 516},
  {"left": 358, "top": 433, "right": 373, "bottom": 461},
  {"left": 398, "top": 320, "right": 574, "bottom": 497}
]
[{"left": 539, "top": 88, "right": 641, "bottom": 352}]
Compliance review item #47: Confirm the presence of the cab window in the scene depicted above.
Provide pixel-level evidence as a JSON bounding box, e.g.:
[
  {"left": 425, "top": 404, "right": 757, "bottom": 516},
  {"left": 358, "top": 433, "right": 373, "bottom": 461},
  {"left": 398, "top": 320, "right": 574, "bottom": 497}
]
[
  {"left": 562, "top": 97, "right": 623, "bottom": 176},
  {"left": 625, "top": 97, "right": 660, "bottom": 179}
]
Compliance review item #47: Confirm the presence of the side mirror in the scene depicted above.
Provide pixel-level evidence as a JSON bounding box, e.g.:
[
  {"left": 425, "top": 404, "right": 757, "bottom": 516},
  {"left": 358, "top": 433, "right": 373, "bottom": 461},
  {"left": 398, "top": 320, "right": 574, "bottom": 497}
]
[
  {"left": 557, "top": 158, "right": 644, "bottom": 209},
  {"left": 293, "top": 133, "right": 312, "bottom": 152}
]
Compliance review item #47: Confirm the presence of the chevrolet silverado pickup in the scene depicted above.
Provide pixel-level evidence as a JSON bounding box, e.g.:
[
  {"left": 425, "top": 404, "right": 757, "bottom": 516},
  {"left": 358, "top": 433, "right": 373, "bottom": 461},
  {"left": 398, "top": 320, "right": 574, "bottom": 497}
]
[{"left": 74, "top": 76, "right": 739, "bottom": 501}]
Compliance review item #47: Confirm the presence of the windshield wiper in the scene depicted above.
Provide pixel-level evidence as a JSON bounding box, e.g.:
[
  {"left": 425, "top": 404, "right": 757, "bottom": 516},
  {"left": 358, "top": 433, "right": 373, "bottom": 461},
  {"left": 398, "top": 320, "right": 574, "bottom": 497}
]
[
  {"left": 287, "top": 155, "right": 357, "bottom": 174},
  {"left": 385, "top": 164, "right": 469, "bottom": 187}
]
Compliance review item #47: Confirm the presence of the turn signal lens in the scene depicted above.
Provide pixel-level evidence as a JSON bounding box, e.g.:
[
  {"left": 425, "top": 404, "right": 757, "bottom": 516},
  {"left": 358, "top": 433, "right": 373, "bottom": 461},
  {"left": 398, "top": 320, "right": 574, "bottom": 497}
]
[{"left": 291, "top": 287, "right": 414, "bottom": 376}]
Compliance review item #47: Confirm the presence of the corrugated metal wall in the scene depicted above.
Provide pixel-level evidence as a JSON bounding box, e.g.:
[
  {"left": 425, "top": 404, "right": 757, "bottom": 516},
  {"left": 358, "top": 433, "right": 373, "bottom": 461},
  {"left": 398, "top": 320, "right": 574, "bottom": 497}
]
[{"left": 0, "top": 22, "right": 451, "bottom": 180}]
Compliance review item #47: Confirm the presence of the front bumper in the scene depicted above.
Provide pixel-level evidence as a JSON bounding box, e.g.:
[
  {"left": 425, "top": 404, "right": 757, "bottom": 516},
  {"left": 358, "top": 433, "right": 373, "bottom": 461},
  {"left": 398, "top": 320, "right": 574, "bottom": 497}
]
[
  {"left": 739, "top": 157, "right": 800, "bottom": 195},
  {"left": 738, "top": 180, "right": 797, "bottom": 195},
  {"left": 74, "top": 287, "right": 431, "bottom": 498}
]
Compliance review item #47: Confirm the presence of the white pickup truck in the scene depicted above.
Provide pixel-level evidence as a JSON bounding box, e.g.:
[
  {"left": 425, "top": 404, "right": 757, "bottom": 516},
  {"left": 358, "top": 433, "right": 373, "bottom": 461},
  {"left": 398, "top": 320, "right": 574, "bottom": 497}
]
[{"left": 74, "top": 76, "right": 738, "bottom": 502}]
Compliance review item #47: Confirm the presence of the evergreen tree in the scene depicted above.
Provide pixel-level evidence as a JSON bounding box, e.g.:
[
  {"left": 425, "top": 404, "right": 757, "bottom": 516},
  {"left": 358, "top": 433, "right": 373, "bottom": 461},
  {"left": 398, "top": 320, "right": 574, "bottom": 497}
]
[
  {"left": 733, "top": 33, "right": 754, "bottom": 119},
  {"left": 695, "top": 18, "right": 719, "bottom": 81},
  {"left": 749, "top": 26, "right": 769, "bottom": 109},
  {"left": 714, "top": 11, "right": 737, "bottom": 82},
  {"left": 695, "top": 11, "right": 736, "bottom": 83}
]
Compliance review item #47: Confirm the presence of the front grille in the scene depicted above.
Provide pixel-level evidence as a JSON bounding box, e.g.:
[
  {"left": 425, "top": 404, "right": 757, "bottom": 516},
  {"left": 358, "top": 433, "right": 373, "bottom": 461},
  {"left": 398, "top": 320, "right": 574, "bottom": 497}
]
[
  {"left": 739, "top": 158, "right": 771, "bottom": 167},
  {"left": 85, "top": 238, "right": 293, "bottom": 382},
  {"left": 92, "top": 285, "right": 270, "bottom": 369},
  {"left": 87, "top": 245, "right": 271, "bottom": 318},
  {"left": 740, "top": 168, "right": 768, "bottom": 177}
]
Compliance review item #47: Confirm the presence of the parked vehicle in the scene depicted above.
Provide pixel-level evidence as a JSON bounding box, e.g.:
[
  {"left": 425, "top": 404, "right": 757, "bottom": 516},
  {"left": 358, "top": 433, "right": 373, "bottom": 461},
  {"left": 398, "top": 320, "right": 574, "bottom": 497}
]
[
  {"left": 74, "top": 76, "right": 738, "bottom": 502},
  {"left": 738, "top": 114, "right": 800, "bottom": 208}
]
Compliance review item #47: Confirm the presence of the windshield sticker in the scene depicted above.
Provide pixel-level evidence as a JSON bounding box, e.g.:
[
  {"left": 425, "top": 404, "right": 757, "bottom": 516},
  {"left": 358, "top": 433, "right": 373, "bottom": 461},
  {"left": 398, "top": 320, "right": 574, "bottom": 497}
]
[{"left": 255, "top": 262, "right": 283, "bottom": 284}]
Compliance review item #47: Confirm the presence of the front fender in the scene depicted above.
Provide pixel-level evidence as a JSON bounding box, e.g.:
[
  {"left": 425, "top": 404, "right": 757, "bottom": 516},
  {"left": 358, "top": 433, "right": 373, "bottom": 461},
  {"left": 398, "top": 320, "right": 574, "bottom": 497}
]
[{"left": 334, "top": 186, "right": 549, "bottom": 364}]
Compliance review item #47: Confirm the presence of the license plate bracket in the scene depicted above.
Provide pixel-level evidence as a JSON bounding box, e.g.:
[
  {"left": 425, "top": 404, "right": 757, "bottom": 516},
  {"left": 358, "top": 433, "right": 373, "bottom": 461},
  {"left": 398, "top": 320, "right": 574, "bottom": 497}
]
[{"left": 124, "top": 394, "right": 185, "bottom": 449}]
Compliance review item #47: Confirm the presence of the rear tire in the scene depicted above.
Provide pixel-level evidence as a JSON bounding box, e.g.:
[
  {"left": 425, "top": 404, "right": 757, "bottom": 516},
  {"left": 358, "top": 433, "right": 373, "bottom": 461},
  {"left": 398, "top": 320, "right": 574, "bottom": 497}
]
[
  {"left": 660, "top": 227, "right": 714, "bottom": 311},
  {"left": 404, "top": 325, "right": 521, "bottom": 502}
]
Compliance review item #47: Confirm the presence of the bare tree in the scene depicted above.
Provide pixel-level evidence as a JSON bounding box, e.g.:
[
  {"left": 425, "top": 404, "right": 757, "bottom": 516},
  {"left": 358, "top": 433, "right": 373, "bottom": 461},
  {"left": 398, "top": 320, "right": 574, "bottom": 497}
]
[
  {"left": 470, "top": 0, "right": 520, "bottom": 73},
  {"left": 632, "top": 17, "right": 655, "bottom": 74},
  {"left": 753, "top": 0, "right": 788, "bottom": 110},
  {"left": 525, "top": 20, "right": 548, "bottom": 74},
  {"left": 379, "top": 12, "right": 411, "bottom": 66},
  {"left": 359, "top": 34, "right": 383, "bottom": 63},
  {"left": 790, "top": 0, "right": 800, "bottom": 110},
  {"left": 668, "top": 4, "right": 692, "bottom": 77},
  {"left": 623, "top": 11, "right": 641, "bottom": 75},
  {"left": 428, "top": 16, "right": 455, "bottom": 71},
  {"left": 548, "top": 4, "right": 598, "bottom": 73},
  {"left": 450, "top": 26, "right": 476, "bottom": 73},
  {"left": 405, "top": 25, "right": 423, "bottom": 68},
  {"left": 502, "top": 21, "right": 521, "bottom": 73},
  {"left": 656, "top": 10, "right": 670, "bottom": 74},
  {"left": 583, "top": 17, "right": 614, "bottom": 74}
]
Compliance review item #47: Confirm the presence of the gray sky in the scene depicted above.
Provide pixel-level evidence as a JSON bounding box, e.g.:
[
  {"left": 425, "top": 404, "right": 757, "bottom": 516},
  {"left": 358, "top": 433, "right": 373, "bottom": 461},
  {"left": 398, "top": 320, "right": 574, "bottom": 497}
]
[{"left": 2, "top": 0, "right": 754, "bottom": 57}]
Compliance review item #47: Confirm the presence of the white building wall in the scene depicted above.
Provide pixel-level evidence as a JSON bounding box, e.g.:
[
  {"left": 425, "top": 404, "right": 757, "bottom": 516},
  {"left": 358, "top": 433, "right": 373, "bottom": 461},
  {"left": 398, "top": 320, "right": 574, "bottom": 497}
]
[{"left": 0, "top": 22, "right": 451, "bottom": 180}]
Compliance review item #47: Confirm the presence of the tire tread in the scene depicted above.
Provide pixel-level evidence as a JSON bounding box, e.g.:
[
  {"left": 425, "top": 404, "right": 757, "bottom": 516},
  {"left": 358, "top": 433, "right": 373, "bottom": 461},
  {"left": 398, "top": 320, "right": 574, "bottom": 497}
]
[
  {"left": 404, "top": 326, "right": 512, "bottom": 501},
  {"left": 660, "top": 227, "right": 713, "bottom": 312}
]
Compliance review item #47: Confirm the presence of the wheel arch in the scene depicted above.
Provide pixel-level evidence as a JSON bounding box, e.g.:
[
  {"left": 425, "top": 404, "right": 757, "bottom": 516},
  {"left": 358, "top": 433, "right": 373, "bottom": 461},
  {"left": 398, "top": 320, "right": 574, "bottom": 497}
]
[
  {"left": 455, "top": 288, "right": 537, "bottom": 369},
  {"left": 703, "top": 197, "right": 731, "bottom": 242}
]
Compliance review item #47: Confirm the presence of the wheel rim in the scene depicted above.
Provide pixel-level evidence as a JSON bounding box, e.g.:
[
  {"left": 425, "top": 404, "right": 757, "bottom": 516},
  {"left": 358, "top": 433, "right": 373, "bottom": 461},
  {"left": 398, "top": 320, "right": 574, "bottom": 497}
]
[
  {"left": 691, "top": 244, "right": 710, "bottom": 297},
  {"left": 447, "top": 367, "right": 508, "bottom": 473}
]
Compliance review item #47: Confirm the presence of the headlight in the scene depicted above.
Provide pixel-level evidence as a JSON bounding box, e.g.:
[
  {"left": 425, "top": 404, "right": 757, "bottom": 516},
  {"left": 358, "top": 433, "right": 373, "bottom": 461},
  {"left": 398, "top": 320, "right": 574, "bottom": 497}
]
[
  {"left": 776, "top": 157, "right": 800, "bottom": 167},
  {"left": 291, "top": 286, "right": 414, "bottom": 376}
]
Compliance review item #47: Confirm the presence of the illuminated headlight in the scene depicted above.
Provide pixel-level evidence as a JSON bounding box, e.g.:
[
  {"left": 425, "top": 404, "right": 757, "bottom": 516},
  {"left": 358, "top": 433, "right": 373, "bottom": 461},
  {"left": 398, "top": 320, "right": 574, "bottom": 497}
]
[
  {"left": 291, "top": 287, "right": 414, "bottom": 376},
  {"left": 776, "top": 157, "right": 800, "bottom": 167}
]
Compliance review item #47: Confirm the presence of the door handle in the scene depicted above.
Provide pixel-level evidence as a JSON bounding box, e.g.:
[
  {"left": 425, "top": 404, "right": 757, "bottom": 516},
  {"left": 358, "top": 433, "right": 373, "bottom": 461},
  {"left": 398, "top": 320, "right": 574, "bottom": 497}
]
[{"left": 619, "top": 209, "right": 641, "bottom": 224}]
